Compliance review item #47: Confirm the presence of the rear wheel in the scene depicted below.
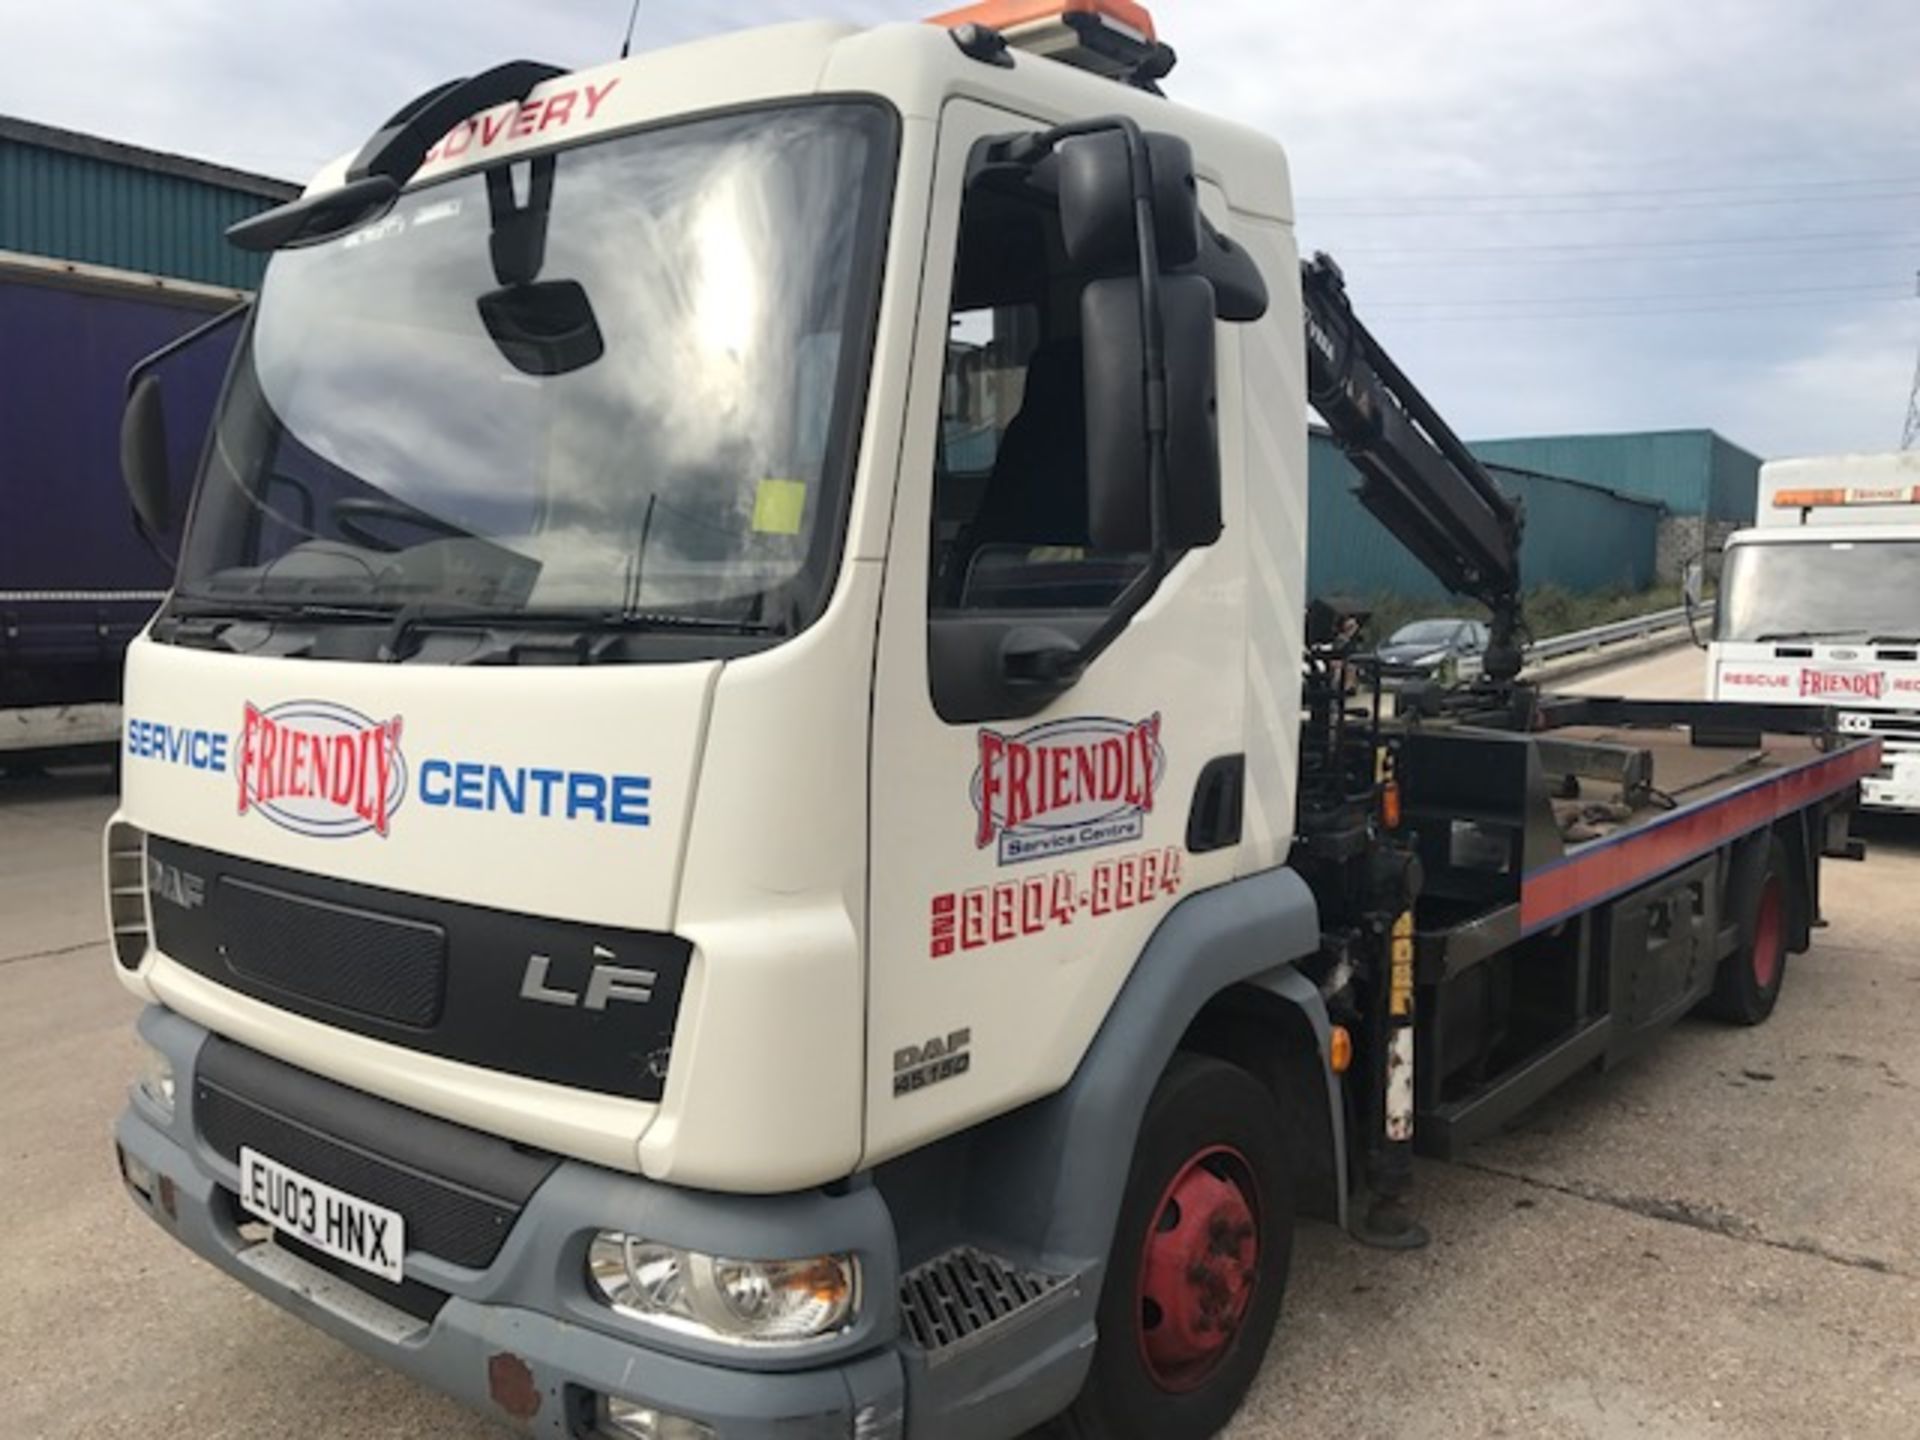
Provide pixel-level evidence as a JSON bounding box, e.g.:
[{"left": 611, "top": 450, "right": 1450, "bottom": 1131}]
[
  {"left": 1047, "top": 1054, "right": 1292, "bottom": 1440},
  {"left": 1703, "top": 838, "right": 1791, "bottom": 1025}
]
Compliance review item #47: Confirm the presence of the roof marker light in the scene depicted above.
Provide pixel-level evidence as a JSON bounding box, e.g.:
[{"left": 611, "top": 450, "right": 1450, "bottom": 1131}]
[
  {"left": 928, "top": 0, "right": 1169, "bottom": 81},
  {"left": 1773, "top": 485, "right": 1920, "bottom": 509}
]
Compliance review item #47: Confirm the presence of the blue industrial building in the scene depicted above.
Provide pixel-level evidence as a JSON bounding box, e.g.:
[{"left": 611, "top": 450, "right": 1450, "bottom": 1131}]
[
  {"left": 0, "top": 114, "right": 294, "bottom": 288},
  {"left": 1467, "top": 429, "right": 1761, "bottom": 525},
  {"left": 1307, "top": 432, "right": 1666, "bottom": 602}
]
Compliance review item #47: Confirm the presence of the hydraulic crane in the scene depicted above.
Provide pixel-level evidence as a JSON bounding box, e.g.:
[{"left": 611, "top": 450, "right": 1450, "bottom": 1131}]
[{"left": 1301, "top": 250, "right": 1529, "bottom": 687}]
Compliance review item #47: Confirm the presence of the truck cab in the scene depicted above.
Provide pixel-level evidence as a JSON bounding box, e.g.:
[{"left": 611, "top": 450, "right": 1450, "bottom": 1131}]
[
  {"left": 1708, "top": 452, "right": 1920, "bottom": 812},
  {"left": 110, "top": 11, "right": 1317, "bottom": 1438}
]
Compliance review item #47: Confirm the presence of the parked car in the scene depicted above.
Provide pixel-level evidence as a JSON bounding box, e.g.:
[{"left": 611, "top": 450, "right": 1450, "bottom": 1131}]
[{"left": 1376, "top": 616, "right": 1489, "bottom": 683}]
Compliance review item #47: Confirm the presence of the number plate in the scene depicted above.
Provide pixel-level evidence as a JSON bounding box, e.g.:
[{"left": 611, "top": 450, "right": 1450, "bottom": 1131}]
[{"left": 239, "top": 1147, "right": 406, "bottom": 1283}]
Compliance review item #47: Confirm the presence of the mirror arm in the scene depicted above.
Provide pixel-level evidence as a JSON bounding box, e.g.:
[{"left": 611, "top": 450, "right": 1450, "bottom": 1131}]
[
  {"left": 1068, "top": 551, "right": 1172, "bottom": 668},
  {"left": 124, "top": 301, "right": 251, "bottom": 401}
]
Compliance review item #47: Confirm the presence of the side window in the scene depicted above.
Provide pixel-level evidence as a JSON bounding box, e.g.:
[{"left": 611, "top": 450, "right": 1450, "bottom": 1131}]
[
  {"left": 928, "top": 177, "right": 1145, "bottom": 614},
  {"left": 942, "top": 306, "right": 1039, "bottom": 479}
]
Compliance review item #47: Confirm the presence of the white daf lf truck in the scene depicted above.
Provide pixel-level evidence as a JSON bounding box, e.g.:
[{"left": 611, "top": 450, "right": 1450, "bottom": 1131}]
[
  {"left": 1707, "top": 451, "right": 1920, "bottom": 812},
  {"left": 108, "top": 5, "right": 1876, "bottom": 1437}
]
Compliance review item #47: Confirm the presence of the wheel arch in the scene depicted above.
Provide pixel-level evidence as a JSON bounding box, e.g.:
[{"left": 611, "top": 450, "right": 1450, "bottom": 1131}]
[
  {"left": 957, "top": 866, "right": 1329, "bottom": 1271},
  {"left": 1180, "top": 974, "right": 1346, "bottom": 1226}
]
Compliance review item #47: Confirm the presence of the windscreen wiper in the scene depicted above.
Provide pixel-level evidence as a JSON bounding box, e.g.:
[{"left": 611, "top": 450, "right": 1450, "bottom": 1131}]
[
  {"left": 168, "top": 597, "right": 397, "bottom": 624},
  {"left": 1753, "top": 629, "right": 1869, "bottom": 643},
  {"left": 1869, "top": 634, "right": 1920, "bottom": 645},
  {"left": 377, "top": 604, "right": 782, "bottom": 663}
]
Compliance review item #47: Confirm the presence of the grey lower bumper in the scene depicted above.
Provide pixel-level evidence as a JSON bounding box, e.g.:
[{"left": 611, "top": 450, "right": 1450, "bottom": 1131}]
[{"left": 115, "top": 1008, "right": 905, "bottom": 1439}]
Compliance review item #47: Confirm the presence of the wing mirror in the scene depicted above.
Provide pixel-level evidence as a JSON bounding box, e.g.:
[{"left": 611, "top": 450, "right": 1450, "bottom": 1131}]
[
  {"left": 1057, "top": 127, "right": 1222, "bottom": 556},
  {"left": 119, "top": 300, "right": 250, "bottom": 567},
  {"left": 1682, "top": 556, "right": 1708, "bottom": 649},
  {"left": 120, "top": 373, "right": 173, "bottom": 556},
  {"left": 1081, "top": 274, "right": 1221, "bottom": 553}
]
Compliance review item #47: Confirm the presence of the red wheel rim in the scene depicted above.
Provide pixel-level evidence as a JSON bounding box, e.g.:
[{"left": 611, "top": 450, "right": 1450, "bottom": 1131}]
[
  {"left": 1135, "top": 1145, "right": 1261, "bottom": 1393},
  {"left": 1752, "top": 876, "right": 1784, "bottom": 990}
]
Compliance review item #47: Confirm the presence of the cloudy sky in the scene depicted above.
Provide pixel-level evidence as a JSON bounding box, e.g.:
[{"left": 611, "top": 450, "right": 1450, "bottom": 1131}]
[{"left": 8, "top": 1, "right": 1917, "bottom": 458}]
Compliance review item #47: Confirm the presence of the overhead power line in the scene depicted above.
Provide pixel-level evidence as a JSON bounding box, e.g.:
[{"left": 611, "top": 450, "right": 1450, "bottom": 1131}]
[
  {"left": 1361, "top": 280, "right": 1908, "bottom": 312},
  {"left": 1300, "top": 172, "right": 1920, "bottom": 205},
  {"left": 1307, "top": 190, "right": 1920, "bottom": 219},
  {"left": 1332, "top": 229, "right": 1920, "bottom": 258},
  {"left": 1369, "top": 294, "right": 1911, "bottom": 326}
]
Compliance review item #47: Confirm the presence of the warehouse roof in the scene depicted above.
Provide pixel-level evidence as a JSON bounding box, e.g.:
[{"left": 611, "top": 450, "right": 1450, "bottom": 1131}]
[
  {"left": 0, "top": 114, "right": 297, "bottom": 202},
  {"left": 1, "top": 115, "right": 297, "bottom": 289}
]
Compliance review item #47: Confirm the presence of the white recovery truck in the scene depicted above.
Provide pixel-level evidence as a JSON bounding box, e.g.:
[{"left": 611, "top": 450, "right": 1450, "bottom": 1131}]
[
  {"left": 107, "top": 6, "right": 1878, "bottom": 1437},
  {"left": 1706, "top": 451, "right": 1920, "bottom": 812}
]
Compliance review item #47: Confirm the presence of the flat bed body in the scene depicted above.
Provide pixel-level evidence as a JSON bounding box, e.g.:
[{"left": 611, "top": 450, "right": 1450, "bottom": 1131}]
[
  {"left": 1394, "top": 696, "right": 1877, "bottom": 1158},
  {"left": 1522, "top": 722, "right": 1875, "bottom": 933}
]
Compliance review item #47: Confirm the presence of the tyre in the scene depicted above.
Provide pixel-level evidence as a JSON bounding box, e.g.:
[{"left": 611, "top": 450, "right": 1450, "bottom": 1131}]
[
  {"left": 1702, "top": 837, "right": 1791, "bottom": 1026},
  {"left": 1046, "top": 1054, "right": 1293, "bottom": 1440}
]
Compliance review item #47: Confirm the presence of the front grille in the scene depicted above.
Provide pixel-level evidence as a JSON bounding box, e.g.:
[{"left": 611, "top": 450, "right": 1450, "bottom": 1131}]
[
  {"left": 147, "top": 836, "right": 691, "bottom": 1103},
  {"left": 105, "top": 821, "right": 149, "bottom": 971},
  {"left": 216, "top": 876, "right": 446, "bottom": 1028},
  {"left": 196, "top": 1038, "right": 557, "bottom": 1271},
  {"left": 899, "top": 1247, "right": 1067, "bottom": 1353}
]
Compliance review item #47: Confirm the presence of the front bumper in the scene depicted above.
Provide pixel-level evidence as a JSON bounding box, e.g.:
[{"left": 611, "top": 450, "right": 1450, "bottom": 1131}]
[
  {"left": 1860, "top": 762, "right": 1920, "bottom": 813},
  {"left": 115, "top": 1006, "right": 905, "bottom": 1439}
]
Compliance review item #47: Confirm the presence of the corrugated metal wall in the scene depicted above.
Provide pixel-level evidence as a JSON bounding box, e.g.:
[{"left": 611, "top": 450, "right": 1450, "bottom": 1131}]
[
  {"left": 1465, "top": 429, "right": 1759, "bottom": 523},
  {"left": 0, "top": 119, "right": 294, "bottom": 289},
  {"left": 1308, "top": 434, "right": 1662, "bottom": 600},
  {"left": 1708, "top": 433, "right": 1761, "bottom": 524}
]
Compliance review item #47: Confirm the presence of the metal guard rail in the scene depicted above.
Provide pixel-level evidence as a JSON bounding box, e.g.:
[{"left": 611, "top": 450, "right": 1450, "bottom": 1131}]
[{"left": 1526, "top": 603, "right": 1713, "bottom": 665}]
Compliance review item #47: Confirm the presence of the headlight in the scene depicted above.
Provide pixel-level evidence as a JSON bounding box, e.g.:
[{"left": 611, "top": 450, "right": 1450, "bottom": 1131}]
[
  {"left": 587, "top": 1233, "right": 857, "bottom": 1345},
  {"left": 136, "top": 1045, "right": 175, "bottom": 1120},
  {"left": 594, "top": 1396, "right": 716, "bottom": 1440}
]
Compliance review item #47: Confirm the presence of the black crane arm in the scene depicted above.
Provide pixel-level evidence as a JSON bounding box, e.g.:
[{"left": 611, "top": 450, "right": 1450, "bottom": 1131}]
[{"left": 1301, "top": 251, "right": 1528, "bottom": 682}]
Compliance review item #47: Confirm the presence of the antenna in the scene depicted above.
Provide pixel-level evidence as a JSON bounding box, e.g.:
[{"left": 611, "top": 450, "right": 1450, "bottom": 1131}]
[
  {"left": 619, "top": 0, "right": 643, "bottom": 59},
  {"left": 1905, "top": 272, "right": 1920, "bottom": 451}
]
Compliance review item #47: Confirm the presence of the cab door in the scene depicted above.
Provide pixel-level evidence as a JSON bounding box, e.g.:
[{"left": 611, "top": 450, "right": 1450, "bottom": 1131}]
[{"left": 863, "top": 99, "right": 1250, "bottom": 1165}]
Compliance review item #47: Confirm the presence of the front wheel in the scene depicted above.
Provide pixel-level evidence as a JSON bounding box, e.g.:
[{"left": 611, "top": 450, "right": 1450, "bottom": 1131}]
[{"left": 1047, "top": 1054, "right": 1293, "bottom": 1440}]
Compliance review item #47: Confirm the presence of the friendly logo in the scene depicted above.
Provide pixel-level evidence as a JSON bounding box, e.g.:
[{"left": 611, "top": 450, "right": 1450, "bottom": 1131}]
[
  {"left": 237, "top": 701, "right": 407, "bottom": 839},
  {"left": 1799, "top": 669, "right": 1885, "bottom": 701},
  {"left": 972, "top": 714, "right": 1165, "bottom": 865}
]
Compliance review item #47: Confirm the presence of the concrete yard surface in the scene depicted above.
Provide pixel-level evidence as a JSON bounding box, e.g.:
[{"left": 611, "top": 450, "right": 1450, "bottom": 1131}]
[{"left": 3, "top": 645, "right": 1915, "bottom": 1440}]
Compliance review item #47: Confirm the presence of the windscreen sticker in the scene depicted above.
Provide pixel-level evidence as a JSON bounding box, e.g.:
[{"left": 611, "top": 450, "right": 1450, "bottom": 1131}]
[
  {"left": 411, "top": 199, "right": 465, "bottom": 228},
  {"left": 972, "top": 714, "right": 1164, "bottom": 864},
  {"left": 929, "top": 846, "right": 1184, "bottom": 957},
  {"left": 125, "top": 702, "right": 652, "bottom": 838},
  {"left": 750, "top": 479, "right": 808, "bottom": 536}
]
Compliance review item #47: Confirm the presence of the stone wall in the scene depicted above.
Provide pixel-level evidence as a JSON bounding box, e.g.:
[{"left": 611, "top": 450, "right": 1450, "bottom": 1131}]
[{"left": 1656, "top": 515, "right": 1740, "bottom": 585}]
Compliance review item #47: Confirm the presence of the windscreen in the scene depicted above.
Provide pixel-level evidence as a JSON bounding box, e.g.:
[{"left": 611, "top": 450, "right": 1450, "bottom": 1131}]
[
  {"left": 176, "top": 103, "right": 893, "bottom": 638},
  {"left": 1717, "top": 539, "right": 1920, "bottom": 642}
]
